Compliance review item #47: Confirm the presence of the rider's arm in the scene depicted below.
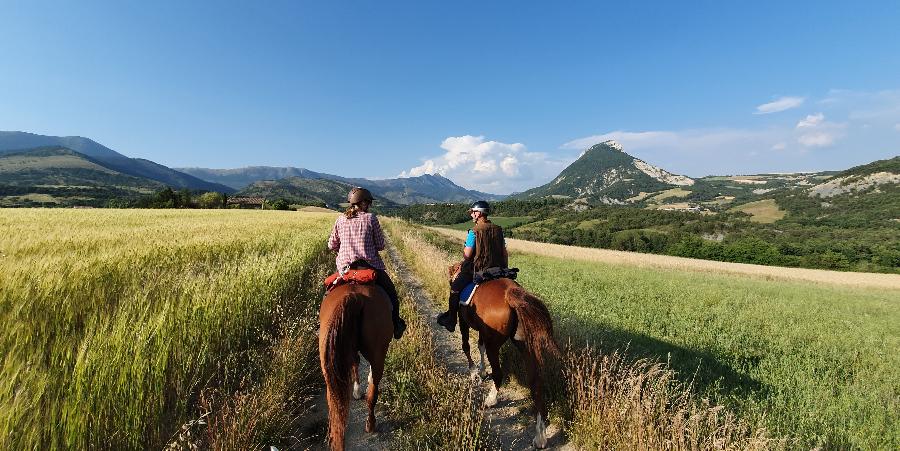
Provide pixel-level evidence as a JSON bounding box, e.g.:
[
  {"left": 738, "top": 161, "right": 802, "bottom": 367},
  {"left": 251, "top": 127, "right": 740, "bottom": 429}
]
[
  {"left": 463, "top": 229, "right": 475, "bottom": 259},
  {"left": 327, "top": 217, "right": 341, "bottom": 252},
  {"left": 370, "top": 215, "right": 385, "bottom": 251}
]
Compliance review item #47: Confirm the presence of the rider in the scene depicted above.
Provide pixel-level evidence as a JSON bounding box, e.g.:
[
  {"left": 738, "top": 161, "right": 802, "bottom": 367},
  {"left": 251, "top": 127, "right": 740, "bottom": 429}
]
[
  {"left": 436, "top": 200, "right": 508, "bottom": 332},
  {"left": 328, "top": 187, "right": 406, "bottom": 339}
]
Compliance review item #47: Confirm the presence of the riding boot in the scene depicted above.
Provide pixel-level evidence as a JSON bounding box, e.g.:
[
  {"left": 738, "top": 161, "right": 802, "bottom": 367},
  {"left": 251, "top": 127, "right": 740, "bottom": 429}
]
[
  {"left": 390, "top": 296, "right": 406, "bottom": 340},
  {"left": 437, "top": 292, "right": 460, "bottom": 332}
]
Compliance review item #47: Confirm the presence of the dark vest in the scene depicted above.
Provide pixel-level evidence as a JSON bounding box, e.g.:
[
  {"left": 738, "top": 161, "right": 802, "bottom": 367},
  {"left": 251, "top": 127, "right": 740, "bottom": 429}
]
[{"left": 472, "top": 219, "right": 507, "bottom": 273}]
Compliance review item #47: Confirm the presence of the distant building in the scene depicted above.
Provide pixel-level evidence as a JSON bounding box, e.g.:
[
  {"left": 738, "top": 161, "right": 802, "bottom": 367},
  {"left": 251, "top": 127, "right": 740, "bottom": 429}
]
[{"left": 227, "top": 197, "right": 266, "bottom": 209}]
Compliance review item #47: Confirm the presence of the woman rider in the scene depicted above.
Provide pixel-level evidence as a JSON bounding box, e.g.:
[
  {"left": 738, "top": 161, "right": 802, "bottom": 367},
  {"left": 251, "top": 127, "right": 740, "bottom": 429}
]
[
  {"left": 436, "top": 200, "right": 507, "bottom": 332},
  {"left": 327, "top": 187, "right": 406, "bottom": 339}
]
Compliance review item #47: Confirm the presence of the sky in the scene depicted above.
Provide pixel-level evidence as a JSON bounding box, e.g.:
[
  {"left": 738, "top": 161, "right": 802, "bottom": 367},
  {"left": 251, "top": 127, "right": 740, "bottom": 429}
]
[{"left": 1, "top": 1, "right": 899, "bottom": 194}]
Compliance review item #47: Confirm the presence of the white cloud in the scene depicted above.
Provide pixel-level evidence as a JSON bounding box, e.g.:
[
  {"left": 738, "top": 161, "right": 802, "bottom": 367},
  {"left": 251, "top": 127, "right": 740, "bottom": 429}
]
[
  {"left": 894, "top": 123, "right": 900, "bottom": 131},
  {"left": 796, "top": 113, "right": 824, "bottom": 128},
  {"left": 794, "top": 113, "right": 846, "bottom": 148},
  {"left": 755, "top": 96, "right": 805, "bottom": 114},
  {"left": 400, "top": 135, "right": 568, "bottom": 194},
  {"left": 771, "top": 142, "right": 787, "bottom": 150}
]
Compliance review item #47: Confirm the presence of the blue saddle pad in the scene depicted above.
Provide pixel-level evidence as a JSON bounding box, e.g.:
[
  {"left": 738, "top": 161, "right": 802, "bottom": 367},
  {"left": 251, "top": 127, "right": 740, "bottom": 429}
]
[{"left": 459, "top": 282, "right": 476, "bottom": 303}]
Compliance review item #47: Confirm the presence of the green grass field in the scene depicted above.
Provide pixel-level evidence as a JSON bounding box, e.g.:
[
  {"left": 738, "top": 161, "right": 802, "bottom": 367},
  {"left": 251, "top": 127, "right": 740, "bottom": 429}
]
[
  {"left": 442, "top": 216, "right": 533, "bottom": 231},
  {"left": 413, "top": 225, "right": 900, "bottom": 449},
  {"left": 0, "top": 209, "right": 333, "bottom": 449}
]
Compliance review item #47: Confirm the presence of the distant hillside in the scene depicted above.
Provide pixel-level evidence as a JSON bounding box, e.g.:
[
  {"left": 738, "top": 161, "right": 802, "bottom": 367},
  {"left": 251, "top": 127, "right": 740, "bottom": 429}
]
[
  {"left": 0, "top": 131, "right": 233, "bottom": 192},
  {"left": 181, "top": 164, "right": 501, "bottom": 205},
  {"left": 0, "top": 147, "right": 164, "bottom": 207},
  {"left": 234, "top": 176, "right": 359, "bottom": 208},
  {"left": 177, "top": 166, "right": 333, "bottom": 190},
  {"left": 513, "top": 140, "right": 694, "bottom": 204}
]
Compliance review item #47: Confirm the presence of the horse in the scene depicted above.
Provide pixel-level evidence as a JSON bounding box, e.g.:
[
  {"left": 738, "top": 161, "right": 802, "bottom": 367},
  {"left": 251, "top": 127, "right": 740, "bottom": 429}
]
[
  {"left": 450, "top": 263, "right": 559, "bottom": 449},
  {"left": 318, "top": 282, "right": 393, "bottom": 450}
]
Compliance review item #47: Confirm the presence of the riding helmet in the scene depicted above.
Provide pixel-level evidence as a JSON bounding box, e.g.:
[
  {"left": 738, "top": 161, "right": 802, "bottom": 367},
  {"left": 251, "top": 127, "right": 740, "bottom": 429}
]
[
  {"left": 348, "top": 187, "right": 374, "bottom": 205},
  {"left": 470, "top": 200, "right": 490, "bottom": 214}
]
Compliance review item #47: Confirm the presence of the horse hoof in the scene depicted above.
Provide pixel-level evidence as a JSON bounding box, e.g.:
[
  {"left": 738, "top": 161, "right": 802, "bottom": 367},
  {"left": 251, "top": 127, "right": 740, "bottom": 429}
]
[
  {"left": 483, "top": 386, "right": 498, "bottom": 408},
  {"left": 533, "top": 437, "right": 548, "bottom": 449}
]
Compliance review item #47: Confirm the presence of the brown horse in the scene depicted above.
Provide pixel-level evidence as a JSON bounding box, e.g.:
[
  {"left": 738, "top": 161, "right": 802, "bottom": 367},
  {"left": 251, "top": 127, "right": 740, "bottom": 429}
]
[
  {"left": 318, "top": 282, "right": 393, "bottom": 450},
  {"left": 450, "top": 264, "right": 559, "bottom": 449}
]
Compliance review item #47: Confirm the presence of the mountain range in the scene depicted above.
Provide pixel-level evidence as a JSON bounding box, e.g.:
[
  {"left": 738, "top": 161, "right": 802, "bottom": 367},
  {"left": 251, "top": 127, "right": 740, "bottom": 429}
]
[
  {"left": 178, "top": 166, "right": 503, "bottom": 206},
  {"left": 1, "top": 131, "right": 896, "bottom": 214},
  {"left": 0, "top": 131, "right": 503, "bottom": 207},
  {"left": 0, "top": 132, "right": 232, "bottom": 193}
]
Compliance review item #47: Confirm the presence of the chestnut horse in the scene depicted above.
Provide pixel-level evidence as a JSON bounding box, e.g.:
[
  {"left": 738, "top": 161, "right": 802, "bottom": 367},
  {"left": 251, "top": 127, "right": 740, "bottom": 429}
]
[
  {"left": 451, "top": 264, "right": 559, "bottom": 449},
  {"left": 318, "top": 283, "right": 393, "bottom": 450}
]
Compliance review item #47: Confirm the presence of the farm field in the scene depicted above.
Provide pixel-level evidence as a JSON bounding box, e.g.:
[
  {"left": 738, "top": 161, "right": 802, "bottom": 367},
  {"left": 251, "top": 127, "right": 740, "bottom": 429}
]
[
  {"left": 420, "top": 225, "right": 900, "bottom": 448},
  {"left": 443, "top": 216, "right": 533, "bottom": 231},
  {"left": 0, "top": 209, "right": 334, "bottom": 449}
]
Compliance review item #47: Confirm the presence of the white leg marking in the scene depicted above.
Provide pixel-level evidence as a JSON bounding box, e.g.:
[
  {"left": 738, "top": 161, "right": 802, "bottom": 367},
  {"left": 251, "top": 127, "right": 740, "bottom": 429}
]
[
  {"left": 368, "top": 367, "right": 373, "bottom": 385},
  {"left": 533, "top": 412, "right": 548, "bottom": 448},
  {"left": 513, "top": 320, "right": 525, "bottom": 341},
  {"left": 352, "top": 379, "right": 362, "bottom": 400},
  {"left": 484, "top": 383, "right": 499, "bottom": 408}
]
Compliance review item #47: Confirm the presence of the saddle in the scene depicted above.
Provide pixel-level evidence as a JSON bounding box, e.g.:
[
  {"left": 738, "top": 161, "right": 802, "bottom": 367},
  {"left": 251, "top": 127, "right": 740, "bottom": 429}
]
[
  {"left": 324, "top": 260, "right": 378, "bottom": 292},
  {"left": 460, "top": 267, "right": 520, "bottom": 306}
]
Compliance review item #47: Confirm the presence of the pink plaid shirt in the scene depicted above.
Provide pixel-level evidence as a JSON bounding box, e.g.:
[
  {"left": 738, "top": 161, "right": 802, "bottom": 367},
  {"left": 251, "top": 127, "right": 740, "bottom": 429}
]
[{"left": 327, "top": 212, "right": 386, "bottom": 271}]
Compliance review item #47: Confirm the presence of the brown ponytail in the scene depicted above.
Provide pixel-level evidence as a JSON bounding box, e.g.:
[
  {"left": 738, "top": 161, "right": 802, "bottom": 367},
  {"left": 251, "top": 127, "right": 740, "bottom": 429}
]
[{"left": 344, "top": 204, "right": 359, "bottom": 218}]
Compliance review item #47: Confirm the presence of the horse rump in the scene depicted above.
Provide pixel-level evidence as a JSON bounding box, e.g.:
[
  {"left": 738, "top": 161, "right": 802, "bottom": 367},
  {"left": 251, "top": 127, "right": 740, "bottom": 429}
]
[{"left": 505, "top": 286, "right": 559, "bottom": 367}]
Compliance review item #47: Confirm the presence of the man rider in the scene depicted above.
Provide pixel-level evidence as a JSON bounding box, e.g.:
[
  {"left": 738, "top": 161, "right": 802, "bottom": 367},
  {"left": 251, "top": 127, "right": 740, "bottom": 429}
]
[{"left": 436, "top": 200, "right": 508, "bottom": 332}]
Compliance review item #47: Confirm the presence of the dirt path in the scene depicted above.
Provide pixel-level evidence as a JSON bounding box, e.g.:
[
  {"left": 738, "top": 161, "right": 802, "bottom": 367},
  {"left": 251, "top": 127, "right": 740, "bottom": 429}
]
[
  {"left": 427, "top": 226, "right": 900, "bottom": 290},
  {"left": 383, "top": 242, "right": 572, "bottom": 450}
]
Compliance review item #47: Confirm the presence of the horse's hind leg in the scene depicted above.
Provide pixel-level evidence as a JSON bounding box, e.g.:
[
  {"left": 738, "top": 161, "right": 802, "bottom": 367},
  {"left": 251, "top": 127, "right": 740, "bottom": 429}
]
[
  {"left": 513, "top": 340, "right": 548, "bottom": 448},
  {"left": 351, "top": 355, "right": 363, "bottom": 400},
  {"left": 365, "top": 358, "right": 384, "bottom": 433}
]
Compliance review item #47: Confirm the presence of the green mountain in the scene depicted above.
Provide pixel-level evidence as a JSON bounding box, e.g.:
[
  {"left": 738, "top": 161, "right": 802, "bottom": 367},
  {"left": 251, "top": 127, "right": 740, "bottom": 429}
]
[
  {"left": 0, "top": 147, "right": 165, "bottom": 207},
  {"left": 0, "top": 131, "right": 233, "bottom": 193},
  {"left": 180, "top": 165, "right": 501, "bottom": 205},
  {"left": 514, "top": 140, "right": 695, "bottom": 204}
]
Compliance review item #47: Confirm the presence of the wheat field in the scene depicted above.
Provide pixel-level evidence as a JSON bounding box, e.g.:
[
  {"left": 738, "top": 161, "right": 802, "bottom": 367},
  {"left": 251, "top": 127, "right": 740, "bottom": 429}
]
[{"left": 0, "top": 209, "right": 334, "bottom": 449}]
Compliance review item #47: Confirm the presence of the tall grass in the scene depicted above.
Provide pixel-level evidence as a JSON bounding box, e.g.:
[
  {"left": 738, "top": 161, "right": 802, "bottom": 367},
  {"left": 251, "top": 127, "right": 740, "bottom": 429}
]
[
  {"left": 0, "top": 209, "right": 333, "bottom": 449},
  {"left": 385, "top": 220, "right": 787, "bottom": 450}
]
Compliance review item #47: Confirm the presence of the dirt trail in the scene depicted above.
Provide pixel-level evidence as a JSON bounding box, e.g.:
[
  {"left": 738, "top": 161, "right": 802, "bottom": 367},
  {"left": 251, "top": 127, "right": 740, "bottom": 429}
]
[{"left": 383, "top": 242, "right": 572, "bottom": 450}]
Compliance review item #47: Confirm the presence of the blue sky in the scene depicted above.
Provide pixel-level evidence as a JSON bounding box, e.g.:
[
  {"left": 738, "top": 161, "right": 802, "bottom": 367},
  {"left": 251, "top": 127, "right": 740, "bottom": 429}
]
[{"left": 2, "top": 1, "right": 899, "bottom": 193}]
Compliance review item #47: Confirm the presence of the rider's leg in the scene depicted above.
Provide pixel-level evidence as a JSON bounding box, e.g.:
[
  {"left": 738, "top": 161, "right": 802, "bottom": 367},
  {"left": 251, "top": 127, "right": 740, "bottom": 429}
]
[
  {"left": 375, "top": 269, "right": 406, "bottom": 339},
  {"left": 437, "top": 292, "right": 460, "bottom": 332}
]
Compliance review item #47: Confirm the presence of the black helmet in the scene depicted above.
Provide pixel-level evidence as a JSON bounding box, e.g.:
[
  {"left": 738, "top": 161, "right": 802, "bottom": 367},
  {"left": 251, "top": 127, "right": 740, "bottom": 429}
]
[
  {"left": 348, "top": 187, "right": 374, "bottom": 205},
  {"left": 469, "top": 200, "right": 490, "bottom": 215}
]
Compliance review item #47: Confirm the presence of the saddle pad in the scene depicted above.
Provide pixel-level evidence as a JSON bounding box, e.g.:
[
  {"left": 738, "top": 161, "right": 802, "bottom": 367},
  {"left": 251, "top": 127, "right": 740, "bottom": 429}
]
[
  {"left": 459, "top": 282, "right": 476, "bottom": 304},
  {"left": 323, "top": 268, "right": 378, "bottom": 291}
]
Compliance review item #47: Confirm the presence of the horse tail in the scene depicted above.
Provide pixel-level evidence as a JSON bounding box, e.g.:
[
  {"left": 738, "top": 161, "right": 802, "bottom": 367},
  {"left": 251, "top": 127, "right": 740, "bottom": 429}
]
[
  {"left": 322, "top": 291, "right": 360, "bottom": 449},
  {"left": 506, "top": 286, "right": 560, "bottom": 367}
]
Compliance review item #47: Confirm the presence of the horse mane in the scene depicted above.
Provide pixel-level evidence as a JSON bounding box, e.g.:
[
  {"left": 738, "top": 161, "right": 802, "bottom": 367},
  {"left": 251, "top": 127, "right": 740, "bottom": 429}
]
[
  {"left": 505, "top": 285, "right": 560, "bottom": 367},
  {"left": 322, "top": 289, "right": 361, "bottom": 448}
]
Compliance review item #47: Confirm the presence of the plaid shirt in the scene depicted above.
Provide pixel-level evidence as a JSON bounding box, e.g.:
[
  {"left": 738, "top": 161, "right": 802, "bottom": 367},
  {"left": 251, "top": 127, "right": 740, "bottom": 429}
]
[{"left": 327, "top": 212, "right": 386, "bottom": 271}]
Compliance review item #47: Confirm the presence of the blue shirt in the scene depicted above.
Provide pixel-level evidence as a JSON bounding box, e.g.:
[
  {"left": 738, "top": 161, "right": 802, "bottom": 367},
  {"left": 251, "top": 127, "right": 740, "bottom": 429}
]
[{"left": 465, "top": 229, "right": 476, "bottom": 248}]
